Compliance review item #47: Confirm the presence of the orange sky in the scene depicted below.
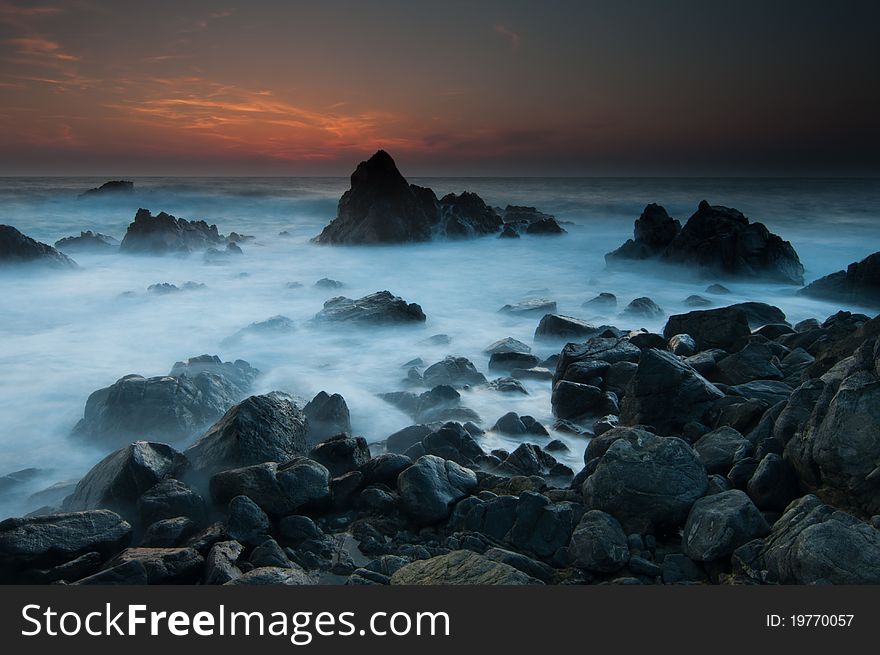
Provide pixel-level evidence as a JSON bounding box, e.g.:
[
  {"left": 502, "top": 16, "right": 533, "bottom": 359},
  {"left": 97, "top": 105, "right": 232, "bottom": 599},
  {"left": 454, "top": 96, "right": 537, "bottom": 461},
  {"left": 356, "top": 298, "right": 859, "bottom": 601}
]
[{"left": 1, "top": 0, "right": 878, "bottom": 175}]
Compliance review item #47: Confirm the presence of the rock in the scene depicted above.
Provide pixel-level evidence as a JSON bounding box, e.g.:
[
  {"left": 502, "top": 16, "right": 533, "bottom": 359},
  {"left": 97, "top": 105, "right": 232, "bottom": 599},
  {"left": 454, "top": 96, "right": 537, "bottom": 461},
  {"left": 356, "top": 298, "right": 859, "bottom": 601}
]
[
  {"left": 120, "top": 208, "right": 225, "bottom": 254},
  {"left": 661, "top": 554, "right": 706, "bottom": 583},
  {"left": 62, "top": 441, "right": 189, "bottom": 515},
  {"left": 385, "top": 424, "right": 434, "bottom": 454},
  {"left": 620, "top": 349, "right": 724, "bottom": 435},
  {"left": 499, "top": 444, "right": 567, "bottom": 478},
  {"left": 583, "top": 293, "right": 617, "bottom": 311},
  {"left": 682, "top": 490, "right": 769, "bottom": 561},
  {"left": 508, "top": 492, "right": 582, "bottom": 559},
  {"left": 484, "top": 337, "right": 531, "bottom": 355},
  {"left": 706, "top": 284, "right": 731, "bottom": 295},
  {"left": 800, "top": 252, "right": 880, "bottom": 306},
  {"left": 485, "top": 377, "right": 528, "bottom": 394},
  {"left": 309, "top": 434, "right": 371, "bottom": 477},
  {"left": 437, "top": 191, "right": 504, "bottom": 237},
  {"left": 604, "top": 361, "right": 638, "bottom": 397},
  {"left": 403, "top": 422, "right": 484, "bottom": 467},
  {"left": 225, "top": 566, "right": 312, "bottom": 585},
  {"left": 73, "top": 559, "right": 149, "bottom": 585},
  {"left": 0, "top": 225, "right": 77, "bottom": 268},
  {"left": 359, "top": 454, "right": 412, "bottom": 486},
  {"left": 498, "top": 224, "right": 520, "bottom": 238},
  {"left": 663, "top": 306, "right": 751, "bottom": 351},
  {"left": 225, "top": 495, "right": 271, "bottom": 546},
  {"left": 0, "top": 510, "right": 131, "bottom": 581},
  {"left": 685, "top": 295, "right": 712, "bottom": 307},
  {"left": 740, "top": 495, "right": 880, "bottom": 584},
  {"left": 397, "top": 455, "right": 477, "bottom": 525},
  {"left": 499, "top": 298, "right": 558, "bottom": 316},
  {"left": 381, "top": 386, "right": 479, "bottom": 425},
  {"left": 668, "top": 334, "right": 697, "bottom": 356},
  {"left": 552, "top": 381, "right": 617, "bottom": 419},
  {"left": 424, "top": 356, "right": 487, "bottom": 386},
  {"left": 534, "top": 314, "right": 599, "bottom": 340},
  {"left": 627, "top": 330, "right": 667, "bottom": 350},
  {"left": 209, "top": 459, "right": 331, "bottom": 517},
  {"left": 314, "top": 290, "right": 426, "bottom": 323},
  {"left": 315, "top": 277, "right": 344, "bottom": 289},
  {"left": 220, "top": 315, "right": 295, "bottom": 345},
  {"left": 139, "top": 517, "right": 199, "bottom": 548},
  {"left": 301, "top": 391, "right": 351, "bottom": 446},
  {"left": 755, "top": 323, "right": 794, "bottom": 340},
  {"left": 568, "top": 510, "right": 630, "bottom": 572},
  {"left": 605, "top": 204, "right": 681, "bottom": 261},
  {"left": 483, "top": 547, "right": 555, "bottom": 582},
  {"left": 137, "top": 479, "right": 207, "bottom": 528},
  {"left": 249, "top": 538, "right": 291, "bottom": 568},
  {"left": 100, "top": 547, "right": 204, "bottom": 583},
  {"left": 492, "top": 412, "right": 547, "bottom": 436},
  {"left": 488, "top": 351, "right": 540, "bottom": 372},
  {"left": 525, "top": 218, "right": 566, "bottom": 235},
  {"left": 203, "top": 540, "right": 243, "bottom": 585},
  {"left": 54, "top": 230, "right": 118, "bottom": 253},
  {"left": 583, "top": 431, "right": 708, "bottom": 533},
  {"left": 390, "top": 550, "right": 539, "bottom": 585},
  {"left": 185, "top": 392, "right": 308, "bottom": 475},
  {"left": 729, "top": 380, "right": 793, "bottom": 406},
  {"left": 80, "top": 180, "right": 134, "bottom": 197},
  {"left": 693, "top": 427, "right": 751, "bottom": 474},
  {"left": 622, "top": 297, "right": 664, "bottom": 319},
  {"left": 554, "top": 337, "right": 640, "bottom": 384},
  {"left": 511, "top": 366, "right": 553, "bottom": 381},
  {"left": 747, "top": 454, "right": 800, "bottom": 512},
  {"left": 147, "top": 281, "right": 206, "bottom": 295},
  {"left": 72, "top": 356, "right": 258, "bottom": 448}
]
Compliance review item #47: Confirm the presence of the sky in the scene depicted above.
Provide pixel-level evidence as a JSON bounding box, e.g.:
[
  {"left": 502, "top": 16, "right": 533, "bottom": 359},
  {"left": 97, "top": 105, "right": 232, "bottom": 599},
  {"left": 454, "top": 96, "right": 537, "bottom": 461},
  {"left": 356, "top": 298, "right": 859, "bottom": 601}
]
[{"left": 0, "top": 0, "right": 878, "bottom": 176}]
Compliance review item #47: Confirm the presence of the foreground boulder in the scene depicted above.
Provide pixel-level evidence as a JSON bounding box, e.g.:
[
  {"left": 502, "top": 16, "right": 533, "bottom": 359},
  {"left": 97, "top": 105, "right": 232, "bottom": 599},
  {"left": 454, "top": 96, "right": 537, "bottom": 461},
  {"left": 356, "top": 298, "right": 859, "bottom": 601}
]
[
  {"left": 800, "top": 251, "right": 880, "bottom": 307},
  {"left": 606, "top": 201, "right": 804, "bottom": 284},
  {"left": 63, "top": 441, "right": 188, "bottom": 515},
  {"left": 390, "top": 550, "right": 540, "bottom": 585},
  {"left": 0, "top": 510, "right": 131, "bottom": 582},
  {"left": 663, "top": 306, "right": 751, "bottom": 351},
  {"left": 736, "top": 495, "right": 880, "bottom": 584},
  {"left": 535, "top": 314, "right": 599, "bottom": 340},
  {"left": 397, "top": 455, "right": 477, "bottom": 525},
  {"left": 582, "top": 430, "right": 708, "bottom": 533},
  {"left": 314, "top": 290, "right": 426, "bottom": 323},
  {"left": 120, "top": 208, "right": 225, "bottom": 254},
  {"left": 682, "top": 490, "right": 769, "bottom": 562},
  {"left": 210, "top": 459, "right": 331, "bottom": 517},
  {"left": 185, "top": 393, "right": 308, "bottom": 476},
  {"left": 102, "top": 547, "right": 204, "bottom": 584},
  {"left": 620, "top": 349, "right": 724, "bottom": 435},
  {"left": 72, "top": 356, "right": 258, "bottom": 447},
  {"left": 0, "top": 225, "right": 77, "bottom": 268},
  {"left": 567, "top": 510, "right": 630, "bottom": 572}
]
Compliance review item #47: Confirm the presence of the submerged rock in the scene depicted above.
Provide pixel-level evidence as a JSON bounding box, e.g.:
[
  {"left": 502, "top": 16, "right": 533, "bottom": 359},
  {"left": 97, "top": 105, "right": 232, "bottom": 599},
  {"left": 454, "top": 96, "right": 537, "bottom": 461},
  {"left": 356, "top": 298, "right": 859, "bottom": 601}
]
[
  {"left": 314, "top": 290, "right": 426, "bottom": 323},
  {"left": 499, "top": 298, "right": 557, "bottom": 316},
  {"left": 120, "top": 208, "right": 225, "bottom": 254},
  {"left": 0, "top": 225, "right": 77, "bottom": 268},
  {"left": 79, "top": 180, "right": 134, "bottom": 197}
]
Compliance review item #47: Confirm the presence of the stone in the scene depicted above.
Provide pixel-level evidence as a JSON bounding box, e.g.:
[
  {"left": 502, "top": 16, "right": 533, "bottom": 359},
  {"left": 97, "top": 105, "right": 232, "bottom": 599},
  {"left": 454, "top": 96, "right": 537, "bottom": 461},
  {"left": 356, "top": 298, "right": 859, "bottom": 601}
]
[
  {"left": 139, "top": 517, "right": 199, "bottom": 548},
  {"left": 54, "top": 230, "right": 118, "bottom": 253},
  {"left": 225, "top": 495, "right": 271, "bottom": 546},
  {"left": 120, "top": 208, "right": 225, "bottom": 253},
  {"left": 622, "top": 297, "right": 664, "bottom": 319},
  {"left": 309, "top": 434, "right": 371, "bottom": 477},
  {"left": 210, "top": 459, "right": 331, "bottom": 517},
  {"left": 225, "top": 566, "right": 312, "bottom": 585},
  {"left": 423, "top": 356, "right": 487, "bottom": 387},
  {"left": 220, "top": 315, "right": 295, "bottom": 345},
  {"left": 72, "top": 559, "right": 149, "bottom": 585},
  {"left": 663, "top": 306, "right": 751, "bottom": 352},
  {"left": 137, "top": 479, "right": 207, "bottom": 528},
  {"left": 499, "top": 298, "right": 558, "bottom": 316},
  {"left": 402, "top": 422, "right": 484, "bottom": 467},
  {"left": 488, "top": 351, "right": 540, "bottom": 372},
  {"left": 568, "top": 510, "right": 630, "bottom": 572},
  {"left": 682, "top": 490, "right": 770, "bottom": 561},
  {"left": 509, "top": 492, "right": 582, "bottom": 559},
  {"left": 100, "top": 547, "right": 204, "bottom": 583},
  {"left": 0, "top": 224, "right": 77, "bottom": 268},
  {"left": 303, "top": 391, "right": 352, "bottom": 445},
  {"left": 79, "top": 180, "right": 134, "bottom": 197},
  {"left": 714, "top": 343, "right": 784, "bottom": 385},
  {"left": 534, "top": 314, "right": 598, "bottom": 340},
  {"left": 397, "top": 455, "right": 478, "bottom": 525},
  {"left": 484, "top": 337, "right": 531, "bottom": 355},
  {"left": 552, "top": 381, "right": 617, "bottom": 419},
  {"left": 314, "top": 290, "right": 426, "bottom": 323},
  {"left": 668, "top": 334, "right": 697, "bottom": 357},
  {"left": 693, "top": 427, "right": 751, "bottom": 475},
  {"left": 390, "top": 550, "right": 540, "bottom": 585},
  {"left": 605, "top": 204, "right": 680, "bottom": 262},
  {"left": 359, "top": 454, "right": 412, "bottom": 486},
  {"left": 583, "top": 293, "right": 617, "bottom": 311},
  {"left": 747, "top": 454, "right": 800, "bottom": 512},
  {"left": 186, "top": 392, "right": 308, "bottom": 475},
  {"left": 800, "top": 251, "right": 880, "bottom": 306}
]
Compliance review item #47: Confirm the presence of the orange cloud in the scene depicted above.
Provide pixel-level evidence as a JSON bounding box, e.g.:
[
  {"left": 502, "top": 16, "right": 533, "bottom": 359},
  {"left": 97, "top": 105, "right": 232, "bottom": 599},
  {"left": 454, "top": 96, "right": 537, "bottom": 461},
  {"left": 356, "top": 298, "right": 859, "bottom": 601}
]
[
  {"left": 5, "top": 36, "right": 79, "bottom": 61},
  {"left": 493, "top": 24, "right": 521, "bottom": 50}
]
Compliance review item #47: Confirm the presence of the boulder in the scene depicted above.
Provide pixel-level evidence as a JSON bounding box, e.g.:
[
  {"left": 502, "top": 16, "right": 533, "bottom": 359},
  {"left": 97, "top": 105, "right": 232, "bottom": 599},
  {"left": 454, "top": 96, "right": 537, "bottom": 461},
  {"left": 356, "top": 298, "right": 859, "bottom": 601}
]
[
  {"left": 423, "top": 356, "right": 487, "bottom": 387},
  {"left": 137, "top": 479, "right": 207, "bottom": 528},
  {"left": 485, "top": 377, "right": 529, "bottom": 394},
  {"left": 682, "top": 490, "right": 769, "bottom": 561},
  {"left": 727, "top": 302, "right": 787, "bottom": 328},
  {"left": 390, "top": 550, "right": 539, "bottom": 585},
  {"left": 552, "top": 381, "right": 617, "bottom": 419},
  {"left": 437, "top": 191, "right": 504, "bottom": 237},
  {"left": 535, "top": 314, "right": 598, "bottom": 340},
  {"left": 663, "top": 306, "right": 751, "bottom": 351},
  {"left": 120, "top": 208, "right": 225, "bottom": 253},
  {"left": 620, "top": 349, "right": 724, "bottom": 435},
  {"left": 402, "top": 422, "right": 484, "bottom": 467},
  {"left": 693, "top": 427, "right": 751, "bottom": 474},
  {"left": 397, "top": 455, "right": 477, "bottom": 525},
  {"left": 583, "top": 292, "right": 617, "bottom": 311},
  {"left": 554, "top": 336, "right": 640, "bottom": 384},
  {"left": 225, "top": 495, "right": 271, "bottom": 546},
  {"left": 303, "top": 391, "right": 351, "bottom": 445},
  {"left": 582, "top": 431, "right": 708, "bottom": 533},
  {"left": 313, "top": 290, "right": 426, "bottom": 323},
  {"left": 800, "top": 252, "right": 880, "bottom": 306},
  {"left": 0, "top": 510, "right": 131, "bottom": 581},
  {"left": 484, "top": 337, "right": 531, "bottom": 355},
  {"left": 185, "top": 392, "right": 308, "bottom": 475},
  {"left": 79, "top": 180, "right": 133, "bottom": 197},
  {"left": 568, "top": 510, "right": 630, "bottom": 572},
  {"left": 63, "top": 441, "right": 189, "bottom": 515},
  {"left": 220, "top": 315, "right": 295, "bottom": 346},
  {"left": 747, "top": 454, "right": 800, "bottom": 512},
  {"left": 225, "top": 566, "right": 312, "bottom": 585},
  {"left": 309, "top": 434, "right": 371, "bottom": 477},
  {"left": 499, "top": 298, "right": 558, "bottom": 316},
  {"left": 139, "top": 517, "right": 199, "bottom": 548},
  {"left": 488, "top": 351, "right": 540, "bottom": 372},
  {"left": 525, "top": 218, "right": 566, "bottom": 235},
  {"left": 509, "top": 492, "right": 582, "bottom": 559},
  {"left": 204, "top": 540, "right": 244, "bottom": 585},
  {"left": 668, "top": 334, "right": 697, "bottom": 356},
  {"left": 102, "top": 547, "right": 203, "bottom": 584},
  {"left": 54, "top": 230, "right": 118, "bottom": 253},
  {"left": 622, "top": 297, "right": 664, "bottom": 319},
  {"left": 209, "top": 459, "right": 331, "bottom": 517},
  {"left": 0, "top": 225, "right": 77, "bottom": 268},
  {"left": 359, "top": 454, "right": 412, "bottom": 486},
  {"left": 605, "top": 204, "right": 680, "bottom": 261}
]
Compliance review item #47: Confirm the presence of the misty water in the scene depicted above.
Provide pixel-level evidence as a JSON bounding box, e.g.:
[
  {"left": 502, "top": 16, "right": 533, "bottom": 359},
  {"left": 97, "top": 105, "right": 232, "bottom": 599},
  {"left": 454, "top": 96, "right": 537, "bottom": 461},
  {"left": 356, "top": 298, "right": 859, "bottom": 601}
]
[{"left": 1, "top": 176, "right": 878, "bottom": 520}]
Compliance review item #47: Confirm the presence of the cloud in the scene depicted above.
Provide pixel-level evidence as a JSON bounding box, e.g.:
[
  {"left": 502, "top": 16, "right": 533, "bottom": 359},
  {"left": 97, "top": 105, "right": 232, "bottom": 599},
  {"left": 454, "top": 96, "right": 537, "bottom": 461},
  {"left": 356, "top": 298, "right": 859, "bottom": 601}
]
[
  {"left": 493, "top": 24, "right": 521, "bottom": 50},
  {"left": 0, "top": 2, "right": 62, "bottom": 20},
  {"left": 5, "top": 36, "right": 79, "bottom": 61}
]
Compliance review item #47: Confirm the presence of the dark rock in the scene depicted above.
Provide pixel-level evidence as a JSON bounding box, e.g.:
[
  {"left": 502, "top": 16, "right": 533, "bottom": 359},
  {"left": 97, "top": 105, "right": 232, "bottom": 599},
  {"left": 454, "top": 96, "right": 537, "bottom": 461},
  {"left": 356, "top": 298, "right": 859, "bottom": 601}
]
[
  {"left": 694, "top": 427, "right": 751, "bottom": 475},
  {"left": 509, "top": 491, "right": 582, "bottom": 559},
  {"left": 225, "top": 495, "right": 271, "bottom": 546},
  {"left": 397, "top": 455, "right": 477, "bottom": 525},
  {"left": 139, "top": 516, "right": 199, "bottom": 548},
  {"left": 22, "top": 551, "right": 103, "bottom": 584},
  {"left": 314, "top": 290, "right": 426, "bottom": 323},
  {"left": 499, "top": 443, "right": 567, "bottom": 478},
  {"left": 604, "top": 361, "right": 638, "bottom": 397},
  {"left": 554, "top": 337, "right": 641, "bottom": 384},
  {"left": 668, "top": 334, "right": 697, "bottom": 356},
  {"left": 403, "top": 422, "right": 484, "bottom": 467},
  {"left": 755, "top": 323, "right": 794, "bottom": 340},
  {"left": 120, "top": 208, "right": 225, "bottom": 254},
  {"left": 729, "top": 380, "right": 793, "bottom": 406},
  {"left": 315, "top": 278, "right": 344, "bottom": 289},
  {"left": 278, "top": 515, "right": 323, "bottom": 545},
  {"left": 485, "top": 377, "right": 529, "bottom": 394},
  {"left": 309, "top": 434, "right": 371, "bottom": 477},
  {"left": 138, "top": 479, "right": 206, "bottom": 528},
  {"left": 55, "top": 230, "right": 118, "bottom": 253},
  {"left": 499, "top": 298, "right": 558, "bottom": 316},
  {"left": 0, "top": 510, "right": 131, "bottom": 581},
  {"left": 747, "top": 454, "right": 800, "bottom": 512},
  {"left": 663, "top": 306, "right": 751, "bottom": 352},
  {"left": 484, "top": 337, "right": 531, "bottom": 355},
  {"left": 250, "top": 538, "right": 291, "bottom": 569},
  {"left": 80, "top": 180, "right": 133, "bottom": 197},
  {"left": 583, "top": 431, "right": 708, "bottom": 533},
  {"left": 568, "top": 510, "right": 630, "bottom": 572},
  {"left": 627, "top": 330, "right": 667, "bottom": 350},
  {"left": 483, "top": 547, "right": 555, "bottom": 582},
  {"left": 73, "top": 559, "right": 148, "bottom": 585},
  {"left": 552, "top": 381, "right": 617, "bottom": 420},
  {"left": 359, "top": 454, "right": 412, "bottom": 486},
  {"left": 683, "top": 490, "right": 770, "bottom": 561},
  {"left": 385, "top": 424, "right": 434, "bottom": 454},
  {"left": 186, "top": 392, "right": 308, "bottom": 475},
  {"left": 535, "top": 314, "right": 598, "bottom": 340},
  {"left": 390, "top": 550, "right": 539, "bottom": 584},
  {"left": 488, "top": 351, "right": 540, "bottom": 372},
  {"left": 559, "top": 359, "right": 609, "bottom": 385},
  {"left": 220, "top": 315, "right": 295, "bottom": 345},
  {"left": 661, "top": 553, "right": 706, "bottom": 583},
  {"left": 620, "top": 349, "right": 724, "bottom": 435},
  {"left": 63, "top": 441, "right": 188, "bottom": 515},
  {"left": 303, "top": 391, "right": 351, "bottom": 445},
  {"left": 420, "top": 356, "right": 486, "bottom": 387},
  {"left": 685, "top": 295, "right": 712, "bottom": 307},
  {"left": 0, "top": 225, "right": 77, "bottom": 268},
  {"left": 622, "top": 297, "right": 664, "bottom": 319},
  {"left": 605, "top": 204, "right": 681, "bottom": 261},
  {"left": 225, "top": 566, "right": 311, "bottom": 585},
  {"left": 209, "top": 459, "right": 330, "bottom": 517},
  {"left": 545, "top": 439, "right": 570, "bottom": 453},
  {"left": 583, "top": 293, "right": 617, "bottom": 311},
  {"left": 706, "top": 284, "right": 731, "bottom": 295},
  {"left": 628, "top": 555, "right": 661, "bottom": 577},
  {"left": 800, "top": 252, "right": 880, "bottom": 306},
  {"left": 499, "top": 224, "right": 520, "bottom": 238},
  {"left": 525, "top": 218, "right": 566, "bottom": 235},
  {"left": 511, "top": 366, "right": 553, "bottom": 380},
  {"left": 437, "top": 191, "right": 504, "bottom": 237}
]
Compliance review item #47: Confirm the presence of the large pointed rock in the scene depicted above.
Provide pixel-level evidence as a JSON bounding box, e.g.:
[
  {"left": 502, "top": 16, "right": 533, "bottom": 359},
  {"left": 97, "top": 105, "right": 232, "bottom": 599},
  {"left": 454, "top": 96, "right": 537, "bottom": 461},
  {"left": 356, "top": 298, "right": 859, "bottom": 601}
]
[{"left": 0, "top": 225, "right": 77, "bottom": 268}]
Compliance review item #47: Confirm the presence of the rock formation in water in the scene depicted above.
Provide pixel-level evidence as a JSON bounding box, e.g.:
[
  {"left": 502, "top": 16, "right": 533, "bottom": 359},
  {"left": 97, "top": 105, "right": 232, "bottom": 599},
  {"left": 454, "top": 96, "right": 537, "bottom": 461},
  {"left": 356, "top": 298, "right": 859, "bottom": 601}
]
[
  {"left": 799, "top": 251, "right": 880, "bottom": 306},
  {"left": 606, "top": 201, "right": 805, "bottom": 284},
  {"left": 120, "top": 208, "right": 226, "bottom": 254},
  {"left": 313, "top": 290, "right": 426, "bottom": 323},
  {"left": 55, "top": 231, "right": 119, "bottom": 253},
  {"left": 0, "top": 225, "right": 77, "bottom": 268},
  {"left": 79, "top": 180, "right": 134, "bottom": 198}
]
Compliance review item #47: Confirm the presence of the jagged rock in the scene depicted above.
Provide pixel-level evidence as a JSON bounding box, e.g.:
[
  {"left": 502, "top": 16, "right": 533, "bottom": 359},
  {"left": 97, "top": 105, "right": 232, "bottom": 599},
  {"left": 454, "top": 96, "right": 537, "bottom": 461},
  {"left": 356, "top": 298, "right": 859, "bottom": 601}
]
[
  {"left": 402, "top": 422, "right": 484, "bottom": 467},
  {"left": 747, "top": 454, "right": 800, "bottom": 512},
  {"left": 204, "top": 540, "right": 244, "bottom": 585},
  {"left": 568, "top": 510, "right": 630, "bottom": 572},
  {"left": 663, "top": 306, "right": 751, "bottom": 351},
  {"left": 485, "top": 377, "right": 528, "bottom": 394},
  {"left": 220, "top": 315, "right": 295, "bottom": 345},
  {"left": 209, "top": 459, "right": 331, "bottom": 517},
  {"left": 484, "top": 337, "right": 531, "bottom": 355},
  {"left": 488, "top": 351, "right": 540, "bottom": 372},
  {"left": 309, "top": 435, "right": 371, "bottom": 477},
  {"left": 437, "top": 191, "right": 504, "bottom": 237},
  {"left": 0, "top": 225, "right": 77, "bottom": 268},
  {"left": 685, "top": 295, "right": 712, "bottom": 307},
  {"left": 620, "top": 349, "right": 724, "bottom": 435},
  {"left": 525, "top": 218, "right": 566, "bottom": 235},
  {"left": 102, "top": 547, "right": 204, "bottom": 583},
  {"left": 186, "top": 392, "right": 308, "bottom": 475},
  {"left": 605, "top": 204, "right": 680, "bottom": 261},
  {"left": 303, "top": 391, "right": 351, "bottom": 444},
  {"left": 499, "top": 224, "right": 520, "bottom": 238},
  {"left": 137, "top": 479, "right": 207, "bottom": 528},
  {"left": 535, "top": 314, "right": 598, "bottom": 340},
  {"left": 423, "top": 356, "right": 487, "bottom": 387},
  {"left": 499, "top": 298, "right": 558, "bottom": 316},
  {"left": 583, "top": 292, "right": 617, "bottom": 311},
  {"left": 390, "top": 550, "right": 539, "bottom": 585},
  {"left": 120, "top": 208, "right": 225, "bottom": 253},
  {"left": 714, "top": 343, "right": 784, "bottom": 385},
  {"left": 693, "top": 427, "right": 751, "bottom": 474},
  {"left": 800, "top": 251, "right": 880, "bottom": 306},
  {"left": 139, "top": 517, "right": 199, "bottom": 548},
  {"left": 79, "top": 180, "right": 133, "bottom": 197},
  {"left": 582, "top": 430, "right": 708, "bottom": 533},
  {"left": 492, "top": 412, "right": 548, "bottom": 436},
  {"left": 682, "top": 490, "right": 769, "bottom": 561},
  {"left": 225, "top": 565, "right": 312, "bottom": 585},
  {"left": 54, "top": 230, "right": 118, "bottom": 253},
  {"left": 359, "top": 454, "right": 412, "bottom": 486},
  {"left": 499, "top": 444, "right": 568, "bottom": 478},
  {"left": 314, "top": 290, "right": 426, "bottom": 323},
  {"left": 72, "top": 356, "right": 258, "bottom": 448},
  {"left": 380, "top": 386, "right": 479, "bottom": 424},
  {"left": 225, "top": 495, "right": 271, "bottom": 546},
  {"left": 63, "top": 441, "right": 189, "bottom": 515},
  {"left": 552, "top": 381, "right": 617, "bottom": 419},
  {"left": 397, "top": 455, "right": 477, "bottom": 525},
  {"left": 554, "top": 336, "right": 640, "bottom": 384}
]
